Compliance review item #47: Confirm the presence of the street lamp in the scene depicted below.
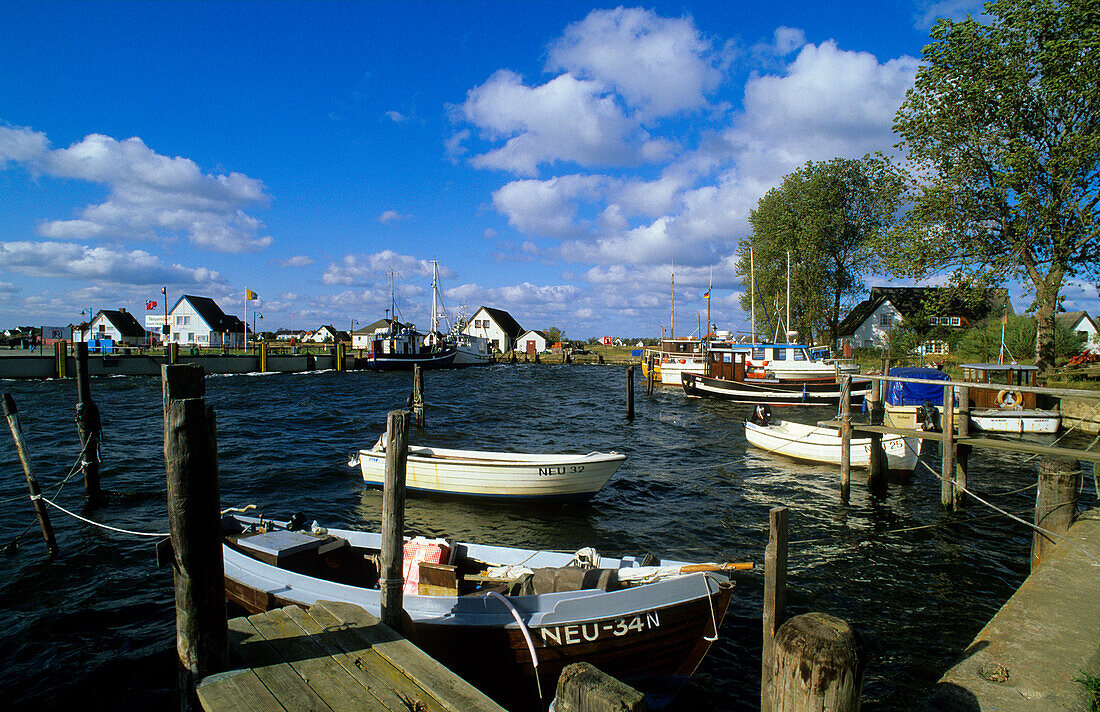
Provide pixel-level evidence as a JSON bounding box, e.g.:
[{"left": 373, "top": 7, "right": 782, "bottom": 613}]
[{"left": 81, "top": 308, "right": 94, "bottom": 342}]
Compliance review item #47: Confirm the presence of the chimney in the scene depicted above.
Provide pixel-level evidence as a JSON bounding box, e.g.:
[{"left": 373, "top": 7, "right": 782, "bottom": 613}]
[{"left": 119, "top": 307, "right": 127, "bottom": 313}]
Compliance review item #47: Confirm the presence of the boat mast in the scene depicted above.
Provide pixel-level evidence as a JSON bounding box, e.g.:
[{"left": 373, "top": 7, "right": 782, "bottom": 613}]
[
  {"left": 430, "top": 260, "right": 439, "bottom": 334},
  {"left": 786, "top": 251, "right": 791, "bottom": 344},
  {"left": 670, "top": 261, "right": 675, "bottom": 340},
  {"left": 706, "top": 270, "right": 712, "bottom": 348},
  {"left": 750, "top": 247, "right": 756, "bottom": 343}
]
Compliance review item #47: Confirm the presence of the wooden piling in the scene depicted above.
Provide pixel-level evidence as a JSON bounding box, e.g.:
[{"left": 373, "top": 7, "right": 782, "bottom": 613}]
[
  {"left": 761, "top": 506, "right": 789, "bottom": 712},
  {"left": 74, "top": 342, "right": 102, "bottom": 503},
  {"left": 259, "top": 340, "right": 268, "bottom": 372},
  {"left": 412, "top": 364, "right": 425, "bottom": 427},
  {"left": 941, "top": 384, "right": 956, "bottom": 510},
  {"left": 646, "top": 354, "right": 655, "bottom": 395},
  {"left": 2, "top": 393, "right": 59, "bottom": 556},
  {"left": 864, "top": 376, "right": 887, "bottom": 493},
  {"left": 839, "top": 376, "right": 852, "bottom": 503},
  {"left": 161, "top": 364, "right": 227, "bottom": 708},
  {"left": 55, "top": 341, "right": 68, "bottom": 379},
  {"left": 956, "top": 386, "right": 969, "bottom": 499},
  {"left": 380, "top": 409, "right": 410, "bottom": 630},
  {"left": 626, "top": 366, "right": 635, "bottom": 421},
  {"left": 771, "top": 612, "right": 865, "bottom": 712},
  {"left": 1031, "top": 455, "right": 1081, "bottom": 571},
  {"left": 168, "top": 342, "right": 179, "bottom": 364},
  {"left": 555, "top": 662, "right": 647, "bottom": 712}
]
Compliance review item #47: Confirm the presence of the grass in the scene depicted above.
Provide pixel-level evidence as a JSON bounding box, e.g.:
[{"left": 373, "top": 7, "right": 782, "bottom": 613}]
[{"left": 1075, "top": 672, "right": 1100, "bottom": 711}]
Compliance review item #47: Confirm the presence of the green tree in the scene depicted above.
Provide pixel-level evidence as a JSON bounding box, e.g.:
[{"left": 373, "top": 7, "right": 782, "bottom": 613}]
[
  {"left": 737, "top": 156, "right": 902, "bottom": 346},
  {"left": 884, "top": 0, "right": 1100, "bottom": 370},
  {"left": 545, "top": 327, "right": 564, "bottom": 345},
  {"left": 957, "top": 314, "right": 1086, "bottom": 363}
]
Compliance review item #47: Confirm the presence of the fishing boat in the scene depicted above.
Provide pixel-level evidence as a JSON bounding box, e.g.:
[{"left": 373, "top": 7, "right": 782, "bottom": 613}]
[
  {"left": 363, "top": 326, "right": 458, "bottom": 370},
  {"left": 427, "top": 263, "right": 492, "bottom": 366},
  {"left": 221, "top": 513, "right": 739, "bottom": 711},
  {"left": 744, "top": 410, "right": 919, "bottom": 475},
  {"left": 960, "top": 363, "right": 1060, "bottom": 434},
  {"left": 349, "top": 440, "right": 626, "bottom": 500},
  {"left": 682, "top": 348, "right": 870, "bottom": 405},
  {"left": 641, "top": 337, "right": 708, "bottom": 386}
]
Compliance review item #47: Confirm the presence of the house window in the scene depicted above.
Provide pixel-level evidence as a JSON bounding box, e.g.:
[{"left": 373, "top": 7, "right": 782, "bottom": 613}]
[
  {"left": 879, "top": 313, "right": 892, "bottom": 327},
  {"left": 923, "top": 340, "right": 949, "bottom": 355},
  {"left": 950, "top": 316, "right": 961, "bottom": 326}
]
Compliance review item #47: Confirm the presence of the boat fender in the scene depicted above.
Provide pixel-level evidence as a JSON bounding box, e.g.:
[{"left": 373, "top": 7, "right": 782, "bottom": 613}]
[
  {"left": 748, "top": 403, "right": 772, "bottom": 426},
  {"left": 996, "top": 390, "right": 1023, "bottom": 408}
]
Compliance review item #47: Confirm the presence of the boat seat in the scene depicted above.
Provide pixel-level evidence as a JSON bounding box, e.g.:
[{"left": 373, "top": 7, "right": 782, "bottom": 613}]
[{"left": 518, "top": 567, "right": 621, "bottom": 596}]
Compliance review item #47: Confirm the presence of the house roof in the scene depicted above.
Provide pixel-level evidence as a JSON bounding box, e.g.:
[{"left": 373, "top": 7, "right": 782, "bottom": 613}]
[
  {"left": 1056, "top": 310, "right": 1097, "bottom": 332},
  {"left": 837, "top": 286, "right": 1012, "bottom": 337},
  {"left": 175, "top": 295, "right": 248, "bottom": 333},
  {"left": 98, "top": 309, "right": 147, "bottom": 338},
  {"left": 476, "top": 307, "right": 524, "bottom": 339},
  {"left": 520, "top": 329, "right": 549, "bottom": 340}
]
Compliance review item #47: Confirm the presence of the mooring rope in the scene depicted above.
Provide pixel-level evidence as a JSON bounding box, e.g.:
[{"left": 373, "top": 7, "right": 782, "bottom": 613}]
[{"left": 37, "top": 495, "right": 169, "bottom": 538}]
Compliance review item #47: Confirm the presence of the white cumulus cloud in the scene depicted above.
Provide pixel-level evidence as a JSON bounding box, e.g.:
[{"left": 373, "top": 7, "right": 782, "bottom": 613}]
[
  {"left": 0, "top": 241, "right": 224, "bottom": 286},
  {"left": 322, "top": 250, "right": 454, "bottom": 286}
]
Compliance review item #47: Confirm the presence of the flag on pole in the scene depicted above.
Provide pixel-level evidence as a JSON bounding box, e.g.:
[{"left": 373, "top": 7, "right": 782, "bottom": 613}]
[
  {"left": 145, "top": 300, "right": 157, "bottom": 310},
  {"left": 245, "top": 289, "right": 257, "bottom": 301},
  {"left": 703, "top": 288, "right": 711, "bottom": 299}
]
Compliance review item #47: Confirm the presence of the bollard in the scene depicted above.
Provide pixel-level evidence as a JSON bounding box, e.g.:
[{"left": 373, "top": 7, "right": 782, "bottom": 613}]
[
  {"left": 1031, "top": 454, "right": 1080, "bottom": 570},
  {"left": 162, "top": 365, "right": 227, "bottom": 709},
  {"left": 260, "top": 340, "right": 268, "bottom": 372},
  {"left": 2, "top": 393, "right": 59, "bottom": 556},
  {"left": 74, "top": 342, "right": 102, "bottom": 503},
  {"left": 380, "top": 409, "right": 410, "bottom": 630},
  {"left": 626, "top": 366, "right": 634, "bottom": 421},
  {"left": 771, "top": 612, "right": 865, "bottom": 712},
  {"left": 761, "top": 506, "right": 788, "bottom": 712},
  {"left": 555, "top": 662, "right": 647, "bottom": 712}
]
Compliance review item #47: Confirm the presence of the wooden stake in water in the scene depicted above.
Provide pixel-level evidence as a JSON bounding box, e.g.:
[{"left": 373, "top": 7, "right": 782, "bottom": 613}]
[
  {"left": 626, "top": 366, "right": 635, "bottom": 421},
  {"left": 74, "top": 342, "right": 102, "bottom": 503},
  {"left": 412, "top": 364, "right": 425, "bottom": 427},
  {"left": 941, "top": 384, "right": 956, "bottom": 510},
  {"left": 2, "top": 393, "right": 59, "bottom": 557},
  {"left": 381, "top": 409, "right": 410, "bottom": 630},
  {"left": 1031, "top": 455, "right": 1080, "bottom": 571},
  {"left": 162, "top": 364, "right": 227, "bottom": 709},
  {"left": 839, "top": 375, "right": 852, "bottom": 503},
  {"left": 761, "top": 506, "right": 788, "bottom": 712}
]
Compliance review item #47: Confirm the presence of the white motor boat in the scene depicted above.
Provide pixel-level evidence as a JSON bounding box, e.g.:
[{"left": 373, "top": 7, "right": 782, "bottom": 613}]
[{"left": 744, "top": 417, "right": 919, "bottom": 475}]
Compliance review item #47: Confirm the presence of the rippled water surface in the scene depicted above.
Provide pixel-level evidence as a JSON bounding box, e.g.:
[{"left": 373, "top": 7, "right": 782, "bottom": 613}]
[{"left": 1, "top": 365, "right": 1094, "bottom": 710}]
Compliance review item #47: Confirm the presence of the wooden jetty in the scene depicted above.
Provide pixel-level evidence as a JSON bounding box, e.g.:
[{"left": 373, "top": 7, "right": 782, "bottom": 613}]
[{"left": 198, "top": 600, "right": 504, "bottom": 712}]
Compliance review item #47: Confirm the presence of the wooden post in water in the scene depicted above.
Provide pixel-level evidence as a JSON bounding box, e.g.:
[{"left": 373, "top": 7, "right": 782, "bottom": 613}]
[
  {"left": 412, "top": 364, "right": 425, "bottom": 427},
  {"left": 626, "top": 366, "right": 635, "bottom": 421},
  {"left": 646, "top": 354, "right": 655, "bottom": 395},
  {"left": 761, "top": 506, "right": 788, "bottom": 712},
  {"left": 941, "top": 383, "right": 956, "bottom": 510},
  {"left": 1031, "top": 455, "right": 1080, "bottom": 570},
  {"left": 2, "top": 393, "right": 59, "bottom": 556},
  {"left": 74, "top": 342, "right": 102, "bottom": 503},
  {"left": 161, "top": 364, "right": 227, "bottom": 708},
  {"left": 555, "top": 662, "right": 647, "bottom": 712},
  {"left": 865, "top": 376, "right": 887, "bottom": 495},
  {"left": 839, "top": 375, "right": 852, "bottom": 504},
  {"left": 380, "top": 409, "right": 410, "bottom": 630},
  {"left": 771, "top": 612, "right": 865, "bottom": 712},
  {"left": 956, "top": 386, "right": 970, "bottom": 501}
]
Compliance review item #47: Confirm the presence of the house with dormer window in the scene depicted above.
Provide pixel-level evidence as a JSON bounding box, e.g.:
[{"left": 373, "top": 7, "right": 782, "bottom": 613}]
[{"left": 463, "top": 307, "right": 523, "bottom": 353}]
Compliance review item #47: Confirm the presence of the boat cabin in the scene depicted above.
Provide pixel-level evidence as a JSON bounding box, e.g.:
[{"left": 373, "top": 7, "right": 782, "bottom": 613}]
[
  {"left": 659, "top": 338, "right": 703, "bottom": 355},
  {"left": 704, "top": 349, "right": 747, "bottom": 381},
  {"left": 960, "top": 363, "right": 1039, "bottom": 410}
]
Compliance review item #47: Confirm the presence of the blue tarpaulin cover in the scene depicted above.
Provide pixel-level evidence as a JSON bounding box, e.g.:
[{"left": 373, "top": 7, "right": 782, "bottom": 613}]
[{"left": 886, "top": 367, "right": 951, "bottom": 406}]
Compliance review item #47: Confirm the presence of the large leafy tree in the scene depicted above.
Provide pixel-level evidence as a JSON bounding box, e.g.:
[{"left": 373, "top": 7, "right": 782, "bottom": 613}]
[
  {"left": 737, "top": 156, "right": 901, "bottom": 345},
  {"left": 885, "top": 0, "right": 1100, "bottom": 370}
]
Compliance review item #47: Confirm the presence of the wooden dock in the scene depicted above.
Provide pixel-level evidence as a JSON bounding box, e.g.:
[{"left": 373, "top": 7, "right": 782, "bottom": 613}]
[{"left": 196, "top": 600, "right": 505, "bottom": 712}]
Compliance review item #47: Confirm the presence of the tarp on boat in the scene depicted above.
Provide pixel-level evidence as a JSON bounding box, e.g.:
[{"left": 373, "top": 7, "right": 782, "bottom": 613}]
[{"left": 886, "top": 367, "right": 951, "bottom": 406}]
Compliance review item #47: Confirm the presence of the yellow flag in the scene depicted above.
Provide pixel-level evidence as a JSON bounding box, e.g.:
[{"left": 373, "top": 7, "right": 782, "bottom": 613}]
[{"left": 245, "top": 289, "right": 257, "bottom": 301}]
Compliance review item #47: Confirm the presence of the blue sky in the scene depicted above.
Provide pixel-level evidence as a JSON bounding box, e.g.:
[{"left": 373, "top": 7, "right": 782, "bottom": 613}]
[{"left": 3, "top": 0, "right": 1089, "bottom": 338}]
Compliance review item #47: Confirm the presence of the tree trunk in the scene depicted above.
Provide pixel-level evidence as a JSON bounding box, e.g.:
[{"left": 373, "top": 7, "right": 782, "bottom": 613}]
[{"left": 1033, "top": 282, "right": 1058, "bottom": 371}]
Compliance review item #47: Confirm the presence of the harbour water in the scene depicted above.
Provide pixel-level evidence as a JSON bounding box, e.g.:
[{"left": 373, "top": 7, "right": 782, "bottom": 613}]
[{"left": 1, "top": 364, "right": 1094, "bottom": 710}]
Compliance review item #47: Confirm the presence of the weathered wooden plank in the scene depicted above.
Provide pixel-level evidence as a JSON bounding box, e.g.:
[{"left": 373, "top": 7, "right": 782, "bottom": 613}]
[
  {"left": 282, "top": 604, "right": 435, "bottom": 712},
  {"left": 196, "top": 668, "right": 287, "bottom": 712},
  {"left": 249, "top": 607, "right": 385, "bottom": 712},
  {"left": 837, "top": 421, "right": 1100, "bottom": 462},
  {"left": 227, "top": 615, "right": 336, "bottom": 712},
  {"left": 313, "top": 600, "right": 505, "bottom": 712}
]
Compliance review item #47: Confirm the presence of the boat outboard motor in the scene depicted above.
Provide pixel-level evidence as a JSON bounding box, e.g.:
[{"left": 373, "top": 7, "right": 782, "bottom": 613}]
[
  {"left": 749, "top": 403, "right": 772, "bottom": 426},
  {"left": 286, "top": 512, "right": 309, "bottom": 531},
  {"left": 918, "top": 400, "right": 939, "bottom": 431}
]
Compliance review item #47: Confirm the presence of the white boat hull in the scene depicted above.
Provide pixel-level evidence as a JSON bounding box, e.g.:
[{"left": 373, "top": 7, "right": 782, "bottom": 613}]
[
  {"left": 969, "top": 409, "right": 1060, "bottom": 434},
  {"left": 653, "top": 358, "right": 706, "bottom": 385},
  {"left": 353, "top": 444, "right": 626, "bottom": 500},
  {"left": 745, "top": 419, "right": 920, "bottom": 472}
]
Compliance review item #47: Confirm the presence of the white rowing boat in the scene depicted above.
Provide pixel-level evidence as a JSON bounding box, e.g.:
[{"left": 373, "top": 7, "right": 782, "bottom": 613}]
[
  {"left": 349, "top": 440, "right": 626, "bottom": 500},
  {"left": 744, "top": 418, "right": 919, "bottom": 474}
]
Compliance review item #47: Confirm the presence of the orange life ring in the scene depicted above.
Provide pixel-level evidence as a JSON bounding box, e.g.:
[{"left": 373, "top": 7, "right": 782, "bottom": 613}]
[{"left": 995, "top": 390, "right": 1023, "bottom": 408}]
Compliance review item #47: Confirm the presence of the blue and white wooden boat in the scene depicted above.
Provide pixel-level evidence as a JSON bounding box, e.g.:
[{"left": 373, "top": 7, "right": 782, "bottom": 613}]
[{"left": 349, "top": 440, "right": 626, "bottom": 500}]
